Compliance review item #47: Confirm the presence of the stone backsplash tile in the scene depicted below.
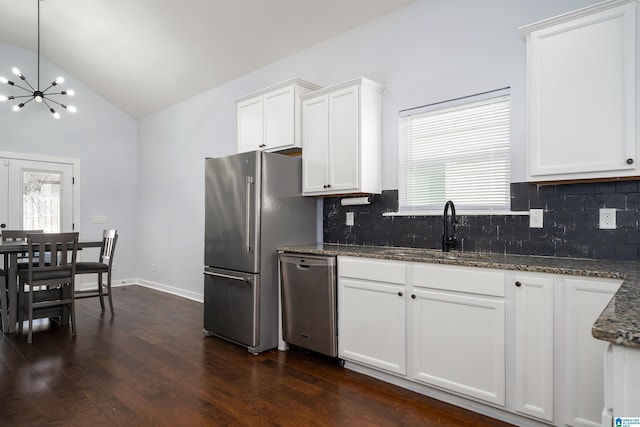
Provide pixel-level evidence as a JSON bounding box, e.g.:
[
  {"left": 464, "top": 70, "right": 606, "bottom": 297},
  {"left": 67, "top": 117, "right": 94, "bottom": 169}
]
[{"left": 323, "top": 181, "right": 640, "bottom": 260}]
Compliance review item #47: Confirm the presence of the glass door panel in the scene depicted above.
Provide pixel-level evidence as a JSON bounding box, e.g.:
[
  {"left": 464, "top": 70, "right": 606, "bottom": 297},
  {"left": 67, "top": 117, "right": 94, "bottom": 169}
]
[{"left": 7, "top": 159, "right": 73, "bottom": 232}]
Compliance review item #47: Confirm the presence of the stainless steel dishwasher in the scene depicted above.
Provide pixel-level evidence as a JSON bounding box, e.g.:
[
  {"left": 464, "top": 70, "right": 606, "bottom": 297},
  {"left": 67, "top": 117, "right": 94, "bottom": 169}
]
[{"left": 279, "top": 253, "right": 337, "bottom": 357}]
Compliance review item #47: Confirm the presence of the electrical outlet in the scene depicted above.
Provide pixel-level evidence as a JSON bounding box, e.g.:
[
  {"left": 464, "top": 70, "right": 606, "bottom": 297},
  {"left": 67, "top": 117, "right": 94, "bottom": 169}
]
[
  {"left": 529, "top": 209, "right": 543, "bottom": 228},
  {"left": 599, "top": 208, "right": 616, "bottom": 229},
  {"left": 346, "top": 212, "right": 354, "bottom": 226}
]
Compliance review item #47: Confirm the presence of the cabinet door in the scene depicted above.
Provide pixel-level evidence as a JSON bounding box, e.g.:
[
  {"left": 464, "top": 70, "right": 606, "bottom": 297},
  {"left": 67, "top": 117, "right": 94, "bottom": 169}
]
[
  {"left": 526, "top": 2, "right": 637, "bottom": 181},
  {"left": 264, "top": 86, "right": 295, "bottom": 151},
  {"left": 513, "top": 275, "right": 554, "bottom": 422},
  {"left": 302, "top": 95, "right": 329, "bottom": 194},
  {"left": 338, "top": 278, "right": 406, "bottom": 375},
  {"left": 564, "top": 278, "right": 620, "bottom": 427},
  {"left": 237, "top": 96, "right": 264, "bottom": 153},
  {"left": 411, "top": 289, "right": 505, "bottom": 406},
  {"left": 328, "top": 85, "right": 359, "bottom": 192}
]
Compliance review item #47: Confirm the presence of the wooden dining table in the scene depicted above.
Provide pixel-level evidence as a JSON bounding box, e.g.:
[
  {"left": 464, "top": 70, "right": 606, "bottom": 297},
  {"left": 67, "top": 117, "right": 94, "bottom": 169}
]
[{"left": 0, "top": 238, "right": 102, "bottom": 334}]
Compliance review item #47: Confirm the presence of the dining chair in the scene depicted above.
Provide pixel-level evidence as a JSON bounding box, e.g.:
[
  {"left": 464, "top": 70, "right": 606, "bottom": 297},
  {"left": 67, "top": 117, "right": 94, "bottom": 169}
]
[
  {"left": 2, "top": 229, "right": 45, "bottom": 269},
  {"left": 1, "top": 229, "right": 43, "bottom": 334},
  {"left": 75, "top": 229, "right": 118, "bottom": 315},
  {"left": 17, "top": 232, "right": 79, "bottom": 343}
]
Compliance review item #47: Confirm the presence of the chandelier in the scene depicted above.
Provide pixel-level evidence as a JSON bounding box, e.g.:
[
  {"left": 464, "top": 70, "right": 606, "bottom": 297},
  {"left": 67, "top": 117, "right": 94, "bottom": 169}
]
[{"left": 0, "top": 0, "right": 76, "bottom": 119}]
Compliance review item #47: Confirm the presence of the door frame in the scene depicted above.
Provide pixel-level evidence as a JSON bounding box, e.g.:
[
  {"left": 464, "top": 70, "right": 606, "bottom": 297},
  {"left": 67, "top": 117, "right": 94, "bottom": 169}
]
[{"left": 0, "top": 151, "right": 80, "bottom": 233}]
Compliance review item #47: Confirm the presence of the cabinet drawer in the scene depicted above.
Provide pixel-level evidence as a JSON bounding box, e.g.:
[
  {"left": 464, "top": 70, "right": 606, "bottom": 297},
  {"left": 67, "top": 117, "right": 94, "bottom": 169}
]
[
  {"left": 413, "top": 264, "right": 505, "bottom": 297},
  {"left": 338, "top": 256, "right": 406, "bottom": 285}
]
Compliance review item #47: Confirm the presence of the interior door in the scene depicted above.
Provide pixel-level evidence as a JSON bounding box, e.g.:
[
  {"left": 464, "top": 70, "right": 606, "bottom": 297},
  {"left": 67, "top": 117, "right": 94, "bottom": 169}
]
[{"left": 2, "top": 157, "right": 74, "bottom": 232}]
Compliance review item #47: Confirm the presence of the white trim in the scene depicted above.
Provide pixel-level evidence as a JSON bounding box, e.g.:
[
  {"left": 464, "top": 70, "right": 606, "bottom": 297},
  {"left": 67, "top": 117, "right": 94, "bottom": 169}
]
[
  {"left": 400, "top": 87, "right": 510, "bottom": 117},
  {"left": 0, "top": 150, "right": 81, "bottom": 233},
  {"left": 78, "top": 279, "right": 204, "bottom": 303},
  {"left": 519, "top": 0, "right": 636, "bottom": 34},
  {"left": 135, "top": 279, "right": 203, "bottom": 303}
]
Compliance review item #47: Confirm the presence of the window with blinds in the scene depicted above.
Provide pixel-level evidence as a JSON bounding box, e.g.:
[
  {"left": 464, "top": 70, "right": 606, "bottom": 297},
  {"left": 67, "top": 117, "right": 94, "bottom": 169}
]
[{"left": 398, "top": 88, "right": 511, "bottom": 212}]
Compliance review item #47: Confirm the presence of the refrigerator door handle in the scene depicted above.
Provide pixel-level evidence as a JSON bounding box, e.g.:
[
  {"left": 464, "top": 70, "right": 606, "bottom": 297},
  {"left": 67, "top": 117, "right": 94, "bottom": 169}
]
[
  {"left": 245, "top": 175, "right": 254, "bottom": 253},
  {"left": 204, "top": 270, "right": 248, "bottom": 282}
]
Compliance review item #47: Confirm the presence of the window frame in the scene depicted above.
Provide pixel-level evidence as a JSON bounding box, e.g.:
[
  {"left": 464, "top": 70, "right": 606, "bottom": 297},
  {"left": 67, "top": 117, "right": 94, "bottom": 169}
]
[{"left": 397, "top": 88, "right": 512, "bottom": 215}]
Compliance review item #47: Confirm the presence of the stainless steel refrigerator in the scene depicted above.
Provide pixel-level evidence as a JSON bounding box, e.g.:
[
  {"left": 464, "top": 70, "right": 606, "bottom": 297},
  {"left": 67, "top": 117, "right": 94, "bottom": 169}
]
[{"left": 203, "top": 151, "right": 316, "bottom": 354}]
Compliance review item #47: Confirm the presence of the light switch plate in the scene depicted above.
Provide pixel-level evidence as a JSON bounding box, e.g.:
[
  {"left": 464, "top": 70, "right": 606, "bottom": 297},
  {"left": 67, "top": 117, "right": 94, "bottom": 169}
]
[
  {"left": 599, "top": 208, "right": 616, "bottom": 229},
  {"left": 529, "top": 209, "right": 543, "bottom": 228},
  {"left": 92, "top": 215, "right": 107, "bottom": 224},
  {"left": 346, "top": 212, "right": 354, "bottom": 226}
]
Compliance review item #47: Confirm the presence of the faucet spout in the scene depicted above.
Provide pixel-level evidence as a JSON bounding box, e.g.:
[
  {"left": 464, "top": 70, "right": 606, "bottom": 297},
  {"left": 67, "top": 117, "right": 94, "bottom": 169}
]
[{"left": 443, "top": 200, "right": 458, "bottom": 252}]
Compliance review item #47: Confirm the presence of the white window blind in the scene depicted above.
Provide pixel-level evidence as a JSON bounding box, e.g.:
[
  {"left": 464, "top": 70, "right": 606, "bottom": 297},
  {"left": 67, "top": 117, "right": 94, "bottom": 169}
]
[{"left": 399, "top": 89, "right": 511, "bottom": 212}]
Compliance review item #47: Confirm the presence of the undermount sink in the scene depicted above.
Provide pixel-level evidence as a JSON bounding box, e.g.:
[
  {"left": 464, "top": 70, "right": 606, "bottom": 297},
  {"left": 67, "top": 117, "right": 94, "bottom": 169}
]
[{"left": 378, "top": 248, "right": 488, "bottom": 260}]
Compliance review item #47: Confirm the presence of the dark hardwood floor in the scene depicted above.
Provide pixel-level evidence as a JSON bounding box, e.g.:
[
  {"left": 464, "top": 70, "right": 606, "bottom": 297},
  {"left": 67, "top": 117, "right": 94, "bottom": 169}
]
[{"left": 0, "top": 285, "right": 513, "bottom": 426}]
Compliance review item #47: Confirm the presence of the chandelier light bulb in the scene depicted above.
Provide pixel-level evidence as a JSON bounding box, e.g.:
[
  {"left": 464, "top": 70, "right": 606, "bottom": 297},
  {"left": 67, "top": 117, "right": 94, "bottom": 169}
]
[
  {"left": 0, "top": 95, "right": 7, "bottom": 102},
  {"left": 55, "top": 76, "right": 64, "bottom": 84},
  {"left": 66, "top": 89, "right": 75, "bottom": 96},
  {"left": 13, "top": 104, "right": 23, "bottom": 112},
  {"left": 11, "top": 67, "right": 21, "bottom": 76},
  {"left": 35, "top": 95, "right": 43, "bottom": 102},
  {"left": 51, "top": 109, "right": 60, "bottom": 119},
  {"left": 67, "top": 105, "right": 77, "bottom": 113},
  {"left": 0, "top": 76, "right": 7, "bottom": 84}
]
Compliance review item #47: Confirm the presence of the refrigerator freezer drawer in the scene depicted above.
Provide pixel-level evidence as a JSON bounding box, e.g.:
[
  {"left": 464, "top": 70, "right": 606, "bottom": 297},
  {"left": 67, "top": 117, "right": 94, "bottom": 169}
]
[
  {"left": 204, "top": 267, "right": 259, "bottom": 348},
  {"left": 280, "top": 254, "right": 337, "bottom": 357}
]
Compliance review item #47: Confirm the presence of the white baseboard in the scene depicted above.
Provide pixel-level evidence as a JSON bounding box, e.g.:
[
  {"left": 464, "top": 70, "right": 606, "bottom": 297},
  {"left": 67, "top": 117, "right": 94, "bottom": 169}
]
[{"left": 76, "top": 278, "right": 204, "bottom": 303}]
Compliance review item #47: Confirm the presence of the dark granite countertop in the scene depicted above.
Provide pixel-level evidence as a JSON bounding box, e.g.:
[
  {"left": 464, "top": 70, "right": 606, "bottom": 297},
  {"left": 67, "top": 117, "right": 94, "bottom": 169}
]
[{"left": 278, "top": 243, "right": 640, "bottom": 349}]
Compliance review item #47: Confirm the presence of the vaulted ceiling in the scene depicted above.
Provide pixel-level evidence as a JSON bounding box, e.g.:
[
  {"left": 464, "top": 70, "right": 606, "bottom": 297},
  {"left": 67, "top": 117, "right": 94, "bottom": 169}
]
[{"left": 0, "top": 0, "right": 416, "bottom": 118}]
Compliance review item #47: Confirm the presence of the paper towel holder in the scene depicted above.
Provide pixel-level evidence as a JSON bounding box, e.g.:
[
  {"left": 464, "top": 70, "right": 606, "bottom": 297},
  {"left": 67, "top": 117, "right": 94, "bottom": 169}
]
[{"left": 340, "top": 196, "right": 371, "bottom": 206}]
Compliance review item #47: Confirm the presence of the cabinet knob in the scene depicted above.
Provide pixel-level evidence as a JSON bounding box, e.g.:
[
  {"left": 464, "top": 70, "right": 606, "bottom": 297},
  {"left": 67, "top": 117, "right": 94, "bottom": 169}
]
[
  {"left": 515, "top": 281, "right": 522, "bottom": 287},
  {"left": 411, "top": 294, "right": 416, "bottom": 299},
  {"left": 627, "top": 158, "right": 634, "bottom": 165},
  {"left": 398, "top": 291, "right": 403, "bottom": 297}
]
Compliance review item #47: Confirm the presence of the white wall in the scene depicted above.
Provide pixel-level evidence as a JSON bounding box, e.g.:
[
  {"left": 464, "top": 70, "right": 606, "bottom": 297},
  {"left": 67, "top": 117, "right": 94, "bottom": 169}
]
[
  {"left": 0, "top": 42, "right": 138, "bottom": 282},
  {"left": 137, "top": 0, "right": 600, "bottom": 299}
]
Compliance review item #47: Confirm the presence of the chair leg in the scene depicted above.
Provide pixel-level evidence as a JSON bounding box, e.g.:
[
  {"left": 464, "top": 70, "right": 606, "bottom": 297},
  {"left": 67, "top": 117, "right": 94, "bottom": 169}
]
[
  {"left": 27, "top": 286, "right": 33, "bottom": 344},
  {"left": 107, "top": 271, "right": 114, "bottom": 316},
  {"left": 97, "top": 273, "right": 105, "bottom": 312},
  {"left": 69, "top": 284, "right": 76, "bottom": 336},
  {"left": 18, "top": 283, "right": 24, "bottom": 334},
  {"left": 0, "top": 278, "right": 7, "bottom": 334}
]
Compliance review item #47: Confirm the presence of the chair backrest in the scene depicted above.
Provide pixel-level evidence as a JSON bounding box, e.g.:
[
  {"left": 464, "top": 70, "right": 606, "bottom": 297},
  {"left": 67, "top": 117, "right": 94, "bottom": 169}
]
[
  {"left": 25, "top": 232, "right": 79, "bottom": 281},
  {"left": 100, "top": 230, "right": 118, "bottom": 268},
  {"left": 2, "top": 229, "right": 44, "bottom": 242},
  {"left": 2, "top": 230, "right": 44, "bottom": 263}
]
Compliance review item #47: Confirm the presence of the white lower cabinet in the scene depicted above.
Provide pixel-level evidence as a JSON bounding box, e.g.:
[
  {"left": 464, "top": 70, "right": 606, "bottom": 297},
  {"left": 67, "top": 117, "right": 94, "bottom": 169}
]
[
  {"left": 563, "top": 277, "right": 621, "bottom": 427},
  {"left": 411, "top": 289, "right": 505, "bottom": 405},
  {"left": 337, "top": 256, "right": 622, "bottom": 427},
  {"left": 512, "top": 274, "right": 555, "bottom": 422},
  {"left": 337, "top": 257, "right": 407, "bottom": 375}
]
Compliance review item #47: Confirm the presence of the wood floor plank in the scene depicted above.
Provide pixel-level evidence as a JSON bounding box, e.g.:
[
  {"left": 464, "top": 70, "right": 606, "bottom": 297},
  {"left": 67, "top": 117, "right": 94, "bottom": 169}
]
[{"left": 0, "top": 285, "right": 513, "bottom": 426}]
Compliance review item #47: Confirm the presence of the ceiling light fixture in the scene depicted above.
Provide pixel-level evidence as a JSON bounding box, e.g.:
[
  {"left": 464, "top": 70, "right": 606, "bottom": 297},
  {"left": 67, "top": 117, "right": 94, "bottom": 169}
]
[{"left": 0, "top": 0, "right": 76, "bottom": 119}]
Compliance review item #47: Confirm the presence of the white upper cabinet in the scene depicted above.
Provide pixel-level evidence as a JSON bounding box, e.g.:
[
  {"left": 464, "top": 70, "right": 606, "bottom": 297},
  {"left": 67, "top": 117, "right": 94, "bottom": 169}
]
[
  {"left": 302, "top": 77, "right": 383, "bottom": 196},
  {"left": 236, "top": 79, "right": 321, "bottom": 153},
  {"left": 521, "top": 1, "right": 638, "bottom": 182}
]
